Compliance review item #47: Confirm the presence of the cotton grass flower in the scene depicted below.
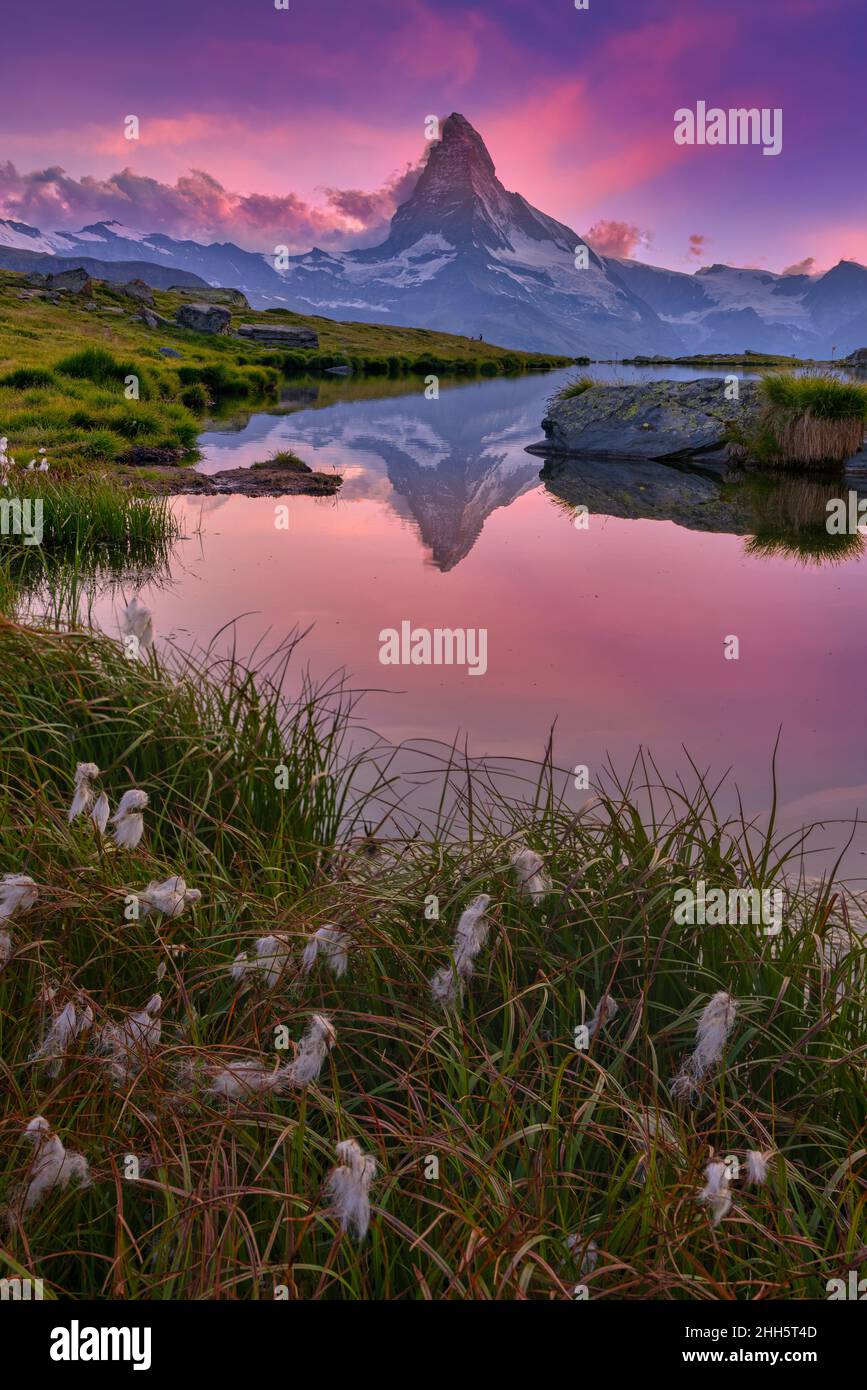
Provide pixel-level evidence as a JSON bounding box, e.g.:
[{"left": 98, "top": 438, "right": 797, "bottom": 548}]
[
  {"left": 0, "top": 873, "right": 39, "bottom": 921},
  {"left": 510, "top": 846, "right": 552, "bottom": 902},
  {"left": 284, "top": 1013, "right": 337, "bottom": 1087},
  {"left": 99, "top": 994, "right": 162, "bottom": 1085},
  {"left": 430, "top": 893, "right": 492, "bottom": 1009},
  {"left": 587, "top": 993, "right": 618, "bottom": 1038},
  {"left": 301, "top": 924, "right": 351, "bottom": 980},
  {"left": 231, "top": 933, "right": 293, "bottom": 989},
  {"left": 14, "top": 1117, "right": 90, "bottom": 1218},
  {"left": 121, "top": 596, "right": 154, "bottom": 655},
  {"left": 30, "top": 999, "right": 94, "bottom": 1077},
  {"left": 207, "top": 1059, "right": 285, "bottom": 1101},
  {"left": 0, "top": 874, "right": 39, "bottom": 971},
  {"left": 746, "top": 1149, "right": 770, "bottom": 1185},
  {"left": 109, "top": 789, "right": 148, "bottom": 849},
  {"left": 566, "top": 1233, "right": 599, "bottom": 1277},
  {"left": 698, "top": 1159, "right": 732, "bottom": 1227},
  {"left": 325, "top": 1138, "right": 377, "bottom": 1241},
  {"left": 140, "top": 875, "right": 201, "bottom": 920},
  {"left": 670, "top": 990, "right": 738, "bottom": 1102},
  {"left": 91, "top": 792, "right": 110, "bottom": 835},
  {"left": 68, "top": 762, "right": 101, "bottom": 823}
]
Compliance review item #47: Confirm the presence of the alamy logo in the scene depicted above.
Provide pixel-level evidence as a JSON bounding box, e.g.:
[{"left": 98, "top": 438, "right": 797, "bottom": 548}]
[
  {"left": 49, "top": 1321, "right": 152, "bottom": 1371},
  {"left": 826, "top": 492, "right": 867, "bottom": 535},
  {"left": 674, "top": 102, "right": 783, "bottom": 156},
  {"left": 0, "top": 497, "right": 43, "bottom": 545},
  {"left": 673, "top": 880, "right": 782, "bottom": 936},
  {"left": 379, "top": 621, "right": 488, "bottom": 676},
  {"left": 826, "top": 1270, "right": 867, "bottom": 1299},
  {"left": 1, "top": 1276, "right": 43, "bottom": 1300}
]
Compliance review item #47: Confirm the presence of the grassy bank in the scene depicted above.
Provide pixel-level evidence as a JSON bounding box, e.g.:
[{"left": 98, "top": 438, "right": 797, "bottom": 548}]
[
  {"left": 0, "top": 271, "right": 570, "bottom": 475},
  {"left": 0, "top": 615, "right": 864, "bottom": 1299},
  {"left": 731, "top": 373, "right": 867, "bottom": 468}
]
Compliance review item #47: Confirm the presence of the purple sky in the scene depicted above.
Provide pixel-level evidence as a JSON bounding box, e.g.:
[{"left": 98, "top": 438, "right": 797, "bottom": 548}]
[{"left": 0, "top": 0, "right": 864, "bottom": 271}]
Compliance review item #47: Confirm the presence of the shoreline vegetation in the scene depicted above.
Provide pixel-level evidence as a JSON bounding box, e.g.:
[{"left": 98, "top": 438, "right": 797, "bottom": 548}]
[
  {"left": 0, "top": 268, "right": 570, "bottom": 488},
  {"left": 0, "top": 611, "right": 864, "bottom": 1298}
]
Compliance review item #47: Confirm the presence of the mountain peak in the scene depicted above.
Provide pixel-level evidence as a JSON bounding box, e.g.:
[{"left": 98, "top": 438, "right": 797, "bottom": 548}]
[{"left": 437, "top": 113, "right": 497, "bottom": 175}]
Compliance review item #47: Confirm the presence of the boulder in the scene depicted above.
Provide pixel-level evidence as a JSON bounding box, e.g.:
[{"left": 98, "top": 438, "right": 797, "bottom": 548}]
[
  {"left": 175, "top": 302, "right": 232, "bottom": 335},
  {"left": 27, "top": 266, "right": 92, "bottom": 295},
  {"left": 120, "top": 279, "right": 155, "bottom": 306},
  {"left": 844, "top": 348, "right": 867, "bottom": 368},
  {"left": 537, "top": 378, "right": 762, "bottom": 461},
  {"left": 158, "top": 346, "right": 183, "bottom": 358},
  {"left": 172, "top": 286, "right": 249, "bottom": 309},
  {"left": 235, "top": 321, "right": 319, "bottom": 349}
]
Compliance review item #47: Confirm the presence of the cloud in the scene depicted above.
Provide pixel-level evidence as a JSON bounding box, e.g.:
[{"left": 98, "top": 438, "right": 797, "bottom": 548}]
[
  {"left": 782, "top": 255, "right": 816, "bottom": 276},
  {"left": 585, "top": 219, "right": 650, "bottom": 259},
  {"left": 687, "top": 233, "right": 707, "bottom": 259},
  {"left": 0, "top": 158, "right": 423, "bottom": 251}
]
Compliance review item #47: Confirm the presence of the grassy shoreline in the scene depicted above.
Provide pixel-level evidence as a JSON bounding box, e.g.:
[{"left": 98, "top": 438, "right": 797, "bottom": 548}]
[
  {"left": 0, "top": 613, "right": 864, "bottom": 1299},
  {"left": 0, "top": 270, "right": 571, "bottom": 479}
]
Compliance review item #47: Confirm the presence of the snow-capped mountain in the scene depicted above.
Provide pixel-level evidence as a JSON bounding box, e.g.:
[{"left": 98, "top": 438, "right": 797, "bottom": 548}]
[
  {"left": 608, "top": 257, "right": 867, "bottom": 357},
  {"left": 2, "top": 112, "right": 867, "bottom": 358},
  {"left": 271, "top": 114, "right": 682, "bottom": 357}
]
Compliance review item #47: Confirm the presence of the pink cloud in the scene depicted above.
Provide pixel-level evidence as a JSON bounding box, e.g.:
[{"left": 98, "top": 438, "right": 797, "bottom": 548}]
[
  {"left": 586, "top": 220, "right": 650, "bottom": 258},
  {"left": 0, "top": 159, "right": 422, "bottom": 250},
  {"left": 688, "top": 233, "right": 707, "bottom": 259}
]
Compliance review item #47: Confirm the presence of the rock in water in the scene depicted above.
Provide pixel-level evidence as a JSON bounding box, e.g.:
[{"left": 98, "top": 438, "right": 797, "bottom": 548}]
[
  {"left": 538, "top": 378, "right": 761, "bottom": 461},
  {"left": 175, "top": 303, "right": 232, "bottom": 335},
  {"left": 235, "top": 322, "right": 319, "bottom": 348}
]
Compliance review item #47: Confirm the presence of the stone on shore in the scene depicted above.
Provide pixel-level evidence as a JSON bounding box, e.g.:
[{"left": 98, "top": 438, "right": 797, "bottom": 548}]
[
  {"left": 175, "top": 302, "right": 232, "bottom": 334},
  {"left": 172, "top": 286, "right": 250, "bottom": 309},
  {"left": 538, "top": 378, "right": 761, "bottom": 461},
  {"left": 235, "top": 322, "right": 319, "bottom": 349}
]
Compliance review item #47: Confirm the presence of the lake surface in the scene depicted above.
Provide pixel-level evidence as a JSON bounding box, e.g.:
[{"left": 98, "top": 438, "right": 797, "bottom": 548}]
[{"left": 91, "top": 367, "right": 867, "bottom": 872}]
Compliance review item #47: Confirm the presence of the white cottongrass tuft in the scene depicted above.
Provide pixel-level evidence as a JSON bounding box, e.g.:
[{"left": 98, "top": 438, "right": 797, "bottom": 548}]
[
  {"left": 30, "top": 1000, "right": 94, "bottom": 1077},
  {"left": 698, "top": 1159, "right": 732, "bottom": 1227},
  {"left": 587, "top": 993, "right": 618, "bottom": 1038},
  {"left": 566, "top": 1233, "right": 599, "bottom": 1277},
  {"left": 207, "top": 1059, "right": 284, "bottom": 1101},
  {"left": 746, "top": 1149, "right": 770, "bottom": 1185},
  {"left": 92, "top": 792, "right": 111, "bottom": 836},
  {"left": 99, "top": 994, "right": 162, "bottom": 1085},
  {"left": 14, "top": 1116, "right": 91, "bottom": 1217},
  {"left": 121, "top": 596, "right": 154, "bottom": 655},
  {"left": 429, "top": 893, "right": 493, "bottom": 1009},
  {"left": 670, "top": 991, "right": 738, "bottom": 1101},
  {"left": 140, "top": 875, "right": 201, "bottom": 920},
  {"left": 68, "top": 762, "right": 101, "bottom": 823},
  {"left": 510, "top": 846, "right": 552, "bottom": 902},
  {"left": 231, "top": 934, "right": 293, "bottom": 989},
  {"left": 301, "top": 924, "right": 351, "bottom": 979},
  {"left": 109, "top": 789, "right": 149, "bottom": 850},
  {"left": 325, "top": 1138, "right": 377, "bottom": 1241},
  {"left": 0, "top": 873, "right": 39, "bottom": 921},
  {"left": 0, "top": 873, "right": 38, "bottom": 970},
  {"left": 284, "top": 1013, "right": 337, "bottom": 1087}
]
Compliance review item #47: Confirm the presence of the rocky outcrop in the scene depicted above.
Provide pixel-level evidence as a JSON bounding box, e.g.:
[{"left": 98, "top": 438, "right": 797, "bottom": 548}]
[
  {"left": 536, "top": 378, "right": 762, "bottom": 461},
  {"left": 175, "top": 302, "right": 232, "bottom": 334},
  {"left": 26, "top": 266, "right": 92, "bottom": 295},
  {"left": 172, "top": 286, "right": 250, "bottom": 309},
  {"left": 119, "top": 279, "right": 155, "bottom": 306},
  {"left": 235, "top": 321, "right": 318, "bottom": 348},
  {"left": 843, "top": 347, "right": 867, "bottom": 368}
]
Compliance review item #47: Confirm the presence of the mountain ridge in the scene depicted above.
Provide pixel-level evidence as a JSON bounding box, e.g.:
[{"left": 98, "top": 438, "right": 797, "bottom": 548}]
[{"left": 2, "top": 114, "right": 865, "bottom": 357}]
